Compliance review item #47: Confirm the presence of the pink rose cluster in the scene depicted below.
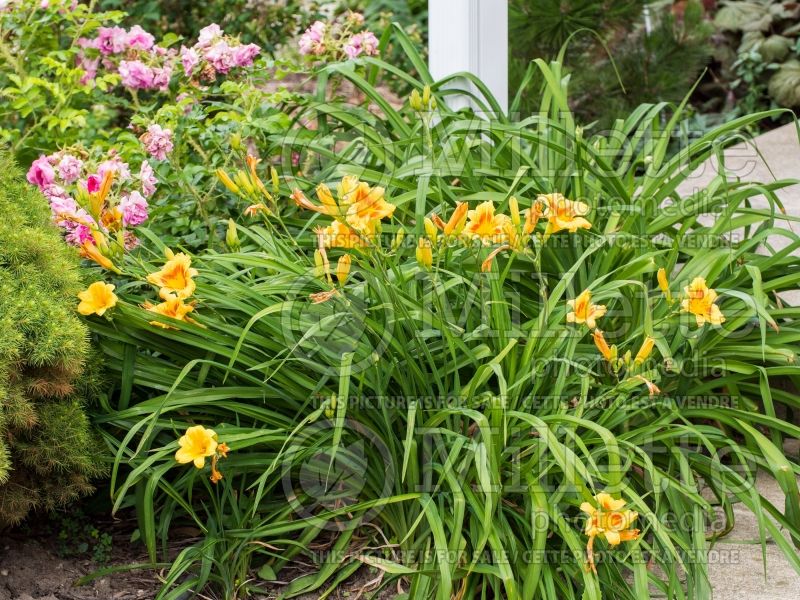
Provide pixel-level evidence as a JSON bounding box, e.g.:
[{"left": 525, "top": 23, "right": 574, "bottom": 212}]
[
  {"left": 140, "top": 124, "right": 174, "bottom": 161},
  {"left": 26, "top": 150, "right": 157, "bottom": 248},
  {"left": 76, "top": 24, "right": 175, "bottom": 90},
  {"left": 298, "top": 13, "right": 379, "bottom": 61},
  {"left": 180, "top": 24, "right": 260, "bottom": 80}
]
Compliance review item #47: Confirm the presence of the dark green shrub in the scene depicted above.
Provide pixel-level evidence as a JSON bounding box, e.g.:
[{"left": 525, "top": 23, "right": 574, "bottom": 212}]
[{"left": 0, "top": 151, "right": 105, "bottom": 526}]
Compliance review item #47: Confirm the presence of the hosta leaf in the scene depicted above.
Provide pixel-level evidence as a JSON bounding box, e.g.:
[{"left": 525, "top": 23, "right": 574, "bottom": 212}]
[
  {"left": 714, "top": 2, "right": 772, "bottom": 32},
  {"left": 768, "top": 59, "right": 800, "bottom": 106}
]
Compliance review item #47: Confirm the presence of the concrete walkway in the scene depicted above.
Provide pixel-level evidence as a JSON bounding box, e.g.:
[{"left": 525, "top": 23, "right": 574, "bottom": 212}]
[
  {"left": 677, "top": 124, "right": 800, "bottom": 598},
  {"left": 707, "top": 472, "right": 800, "bottom": 599}
]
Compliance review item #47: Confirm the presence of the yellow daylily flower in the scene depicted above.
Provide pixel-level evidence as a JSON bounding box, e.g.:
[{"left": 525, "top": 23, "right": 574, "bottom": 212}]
[
  {"left": 541, "top": 193, "right": 592, "bottom": 236},
  {"left": 462, "top": 201, "right": 511, "bottom": 245},
  {"left": 567, "top": 290, "right": 607, "bottom": 330},
  {"left": 143, "top": 297, "right": 197, "bottom": 329},
  {"left": 175, "top": 425, "right": 218, "bottom": 468},
  {"left": 146, "top": 249, "right": 198, "bottom": 300},
  {"left": 320, "top": 220, "right": 368, "bottom": 249},
  {"left": 580, "top": 492, "right": 640, "bottom": 573},
  {"left": 77, "top": 281, "right": 118, "bottom": 316},
  {"left": 680, "top": 277, "right": 725, "bottom": 326}
]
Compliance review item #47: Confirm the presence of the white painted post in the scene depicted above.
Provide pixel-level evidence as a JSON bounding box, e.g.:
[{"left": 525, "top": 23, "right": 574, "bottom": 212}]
[{"left": 428, "top": 0, "right": 508, "bottom": 115}]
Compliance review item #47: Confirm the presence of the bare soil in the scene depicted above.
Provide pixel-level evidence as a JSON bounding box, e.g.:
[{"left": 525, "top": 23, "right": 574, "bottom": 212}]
[{"left": 0, "top": 534, "right": 160, "bottom": 600}]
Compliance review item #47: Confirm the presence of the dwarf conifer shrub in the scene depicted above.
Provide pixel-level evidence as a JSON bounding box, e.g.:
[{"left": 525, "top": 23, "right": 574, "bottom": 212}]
[{"left": 0, "top": 151, "right": 104, "bottom": 526}]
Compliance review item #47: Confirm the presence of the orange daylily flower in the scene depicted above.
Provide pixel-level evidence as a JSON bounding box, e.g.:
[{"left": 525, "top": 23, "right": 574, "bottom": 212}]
[
  {"left": 146, "top": 249, "right": 198, "bottom": 300},
  {"left": 175, "top": 425, "right": 218, "bottom": 468},
  {"left": 293, "top": 176, "right": 395, "bottom": 234},
  {"left": 77, "top": 282, "right": 118, "bottom": 316},
  {"left": 681, "top": 277, "right": 725, "bottom": 326},
  {"left": 580, "top": 493, "right": 640, "bottom": 573},
  {"left": 462, "top": 201, "right": 510, "bottom": 245},
  {"left": 143, "top": 297, "right": 197, "bottom": 329},
  {"left": 541, "top": 193, "right": 592, "bottom": 236},
  {"left": 567, "top": 290, "right": 607, "bottom": 330}
]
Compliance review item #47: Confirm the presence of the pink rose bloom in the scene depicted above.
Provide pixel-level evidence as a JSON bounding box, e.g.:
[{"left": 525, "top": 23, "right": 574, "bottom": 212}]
[
  {"left": 197, "top": 23, "right": 223, "bottom": 48},
  {"left": 361, "top": 31, "right": 379, "bottom": 56},
  {"left": 152, "top": 65, "right": 172, "bottom": 91},
  {"left": 204, "top": 41, "right": 234, "bottom": 74},
  {"left": 142, "top": 124, "right": 173, "bottom": 161},
  {"left": 343, "top": 35, "right": 363, "bottom": 59},
  {"left": 27, "top": 155, "right": 55, "bottom": 189},
  {"left": 77, "top": 53, "right": 100, "bottom": 85},
  {"left": 232, "top": 43, "right": 260, "bottom": 68},
  {"left": 119, "top": 191, "right": 149, "bottom": 226},
  {"left": 98, "top": 156, "right": 132, "bottom": 181},
  {"left": 124, "top": 231, "right": 141, "bottom": 250},
  {"left": 126, "top": 25, "right": 155, "bottom": 51},
  {"left": 85, "top": 174, "right": 102, "bottom": 194},
  {"left": 139, "top": 160, "right": 157, "bottom": 197},
  {"left": 299, "top": 21, "right": 326, "bottom": 55},
  {"left": 180, "top": 45, "right": 200, "bottom": 77},
  {"left": 96, "top": 26, "right": 128, "bottom": 55},
  {"left": 119, "top": 60, "right": 155, "bottom": 89},
  {"left": 56, "top": 154, "right": 83, "bottom": 184},
  {"left": 64, "top": 220, "right": 95, "bottom": 246}
]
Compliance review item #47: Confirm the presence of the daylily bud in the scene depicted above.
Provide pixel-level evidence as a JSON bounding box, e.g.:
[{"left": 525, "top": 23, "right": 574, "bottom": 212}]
[
  {"left": 80, "top": 241, "right": 120, "bottom": 273},
  {"left": 416, "top": 237, "right": 433, "bottom": 269},
  {"left": 480, "top": 244, "right": 509, "bottom": 272},
  {"left": 216, "top": 169, "right": 241, "bottom": 195},
  {"left": 325, "top": 394, "right": 337, "bottom": 419},
  {"left": 336, "top": 254, "right": 352, "bottom": 286},
  {"left": 230, "top": 133, "right": 242, "bottom": 151},
  {"left": 509, "top": 196, "right": 520, "bottom": 226},
  {"left": 409, "top": 89, "right": 423, "bottom": 111},
  {"left": 430, "top": 97, "right": 437, "bottom": 110},
  {"left": 657, "top": 267, "right": 672, "bottom": 302},
  {"left": 634, "top": 336, "right": 655, "bottom": 366},
  {"left": 270, "top": 166, "right": 279, "bottom": 194},
  {"left": 234, "top": 170, "right": 256, "bottom": 196},
  {"left": 226, "top": 219, "right": 240, "bottom": 252},
  {"left": 313, "top": 249, "right": 326, "bottom": 278},
  {"left": 444, "top": 202, "right": 468, "bottom": 236},
  {"left": 422, "top": 85, "right": 431, "bottom": 107},
  {"left": 424, "top": 217, "right": 438, "bottom": 243},
  {"left": 592, "top": 329, "right": 612, "bottom": 361},
  {"left": 623, "top": 350, "right": 632, "bottom": 366},
  {"left": 392, "top": 227, "right": 406, "bottom": 251}
]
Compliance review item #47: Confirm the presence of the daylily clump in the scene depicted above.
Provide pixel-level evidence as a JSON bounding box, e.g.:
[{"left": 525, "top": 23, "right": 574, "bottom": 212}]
[
  {"left": 581, "top": 493, "right": 640, "bottom": 573},
  {"left": 27, "top": 149, "right": 154, "bottom": 262}
]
